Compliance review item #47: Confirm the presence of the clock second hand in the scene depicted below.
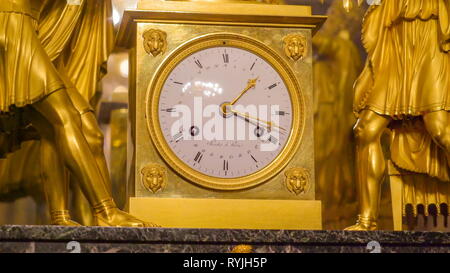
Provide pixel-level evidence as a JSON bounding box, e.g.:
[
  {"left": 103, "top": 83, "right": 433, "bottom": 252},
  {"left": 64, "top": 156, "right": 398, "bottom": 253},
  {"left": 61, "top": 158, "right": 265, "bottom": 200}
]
[{"left": 230, "top": 108, "right": 287, "bottom": 133}]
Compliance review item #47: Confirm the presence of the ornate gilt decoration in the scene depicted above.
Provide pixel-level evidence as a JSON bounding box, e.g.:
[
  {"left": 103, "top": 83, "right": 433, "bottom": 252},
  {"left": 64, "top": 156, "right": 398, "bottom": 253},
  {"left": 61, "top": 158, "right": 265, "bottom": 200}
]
[
  {"left": 142, "top": 29, "right": 167, "bottom": 57},
  {"left": 284, "top": 167, "right": 310, "bottom": 195},
  {"left": 141, "top": 163, "right": 167, "bottom": 193},
  {"left": 283, "top": 33, "right": 307, "bottom": 61},
  {"left": 230, "top": 244, "right": 253, "bottom": 253}
]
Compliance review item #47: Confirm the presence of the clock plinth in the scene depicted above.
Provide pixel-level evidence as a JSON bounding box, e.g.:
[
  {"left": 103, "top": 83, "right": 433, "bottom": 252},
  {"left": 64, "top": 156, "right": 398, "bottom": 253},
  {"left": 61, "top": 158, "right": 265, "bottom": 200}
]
[
  {"left": 130, "top": 198, "right": 322, "bottom": 230},
  {"left": 118, "top": 1, "right": 326, "bottom": 230}
]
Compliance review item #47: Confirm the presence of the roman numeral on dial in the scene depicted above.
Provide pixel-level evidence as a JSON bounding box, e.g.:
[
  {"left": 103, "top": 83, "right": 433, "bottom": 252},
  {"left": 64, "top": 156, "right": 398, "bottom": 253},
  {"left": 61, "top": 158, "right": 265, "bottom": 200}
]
[
  {"left": 194, "top": 152, "right": 204, "bottom": 163},
  {"left": 223, "top": 53, "right": 229, "bottom": 63},
  {"left": 250, "top": 60, "right": 256, "bottom": 71},
  {"left": 162, "top": 108, "right": 176, "bottom": 113},
  {"left": 194, "top": 59, "right": 203, "bottom": 69},
  {"left": 173, "top": 132, "right": 183, "bottom": 143},
  {"left": 268, "top": 135, "right": 279, "bottom": 145},
  {"left": 223, "top": 160, "right": 229, "bottom": 173}
]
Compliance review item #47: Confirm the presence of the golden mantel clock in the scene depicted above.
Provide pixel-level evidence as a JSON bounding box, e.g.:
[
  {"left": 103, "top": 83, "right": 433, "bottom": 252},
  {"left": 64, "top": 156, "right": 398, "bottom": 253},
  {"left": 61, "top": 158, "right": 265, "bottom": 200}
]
[{"left": 118, "top": 0, "right": 326, "bottom": 230}]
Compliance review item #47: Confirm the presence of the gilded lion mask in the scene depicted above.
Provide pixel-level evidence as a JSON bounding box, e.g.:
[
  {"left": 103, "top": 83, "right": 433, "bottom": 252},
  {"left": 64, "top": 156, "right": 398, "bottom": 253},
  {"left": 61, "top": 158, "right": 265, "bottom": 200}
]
[
  {"left": 141, "top": 164, "right": 167, "bottom": 193},
  {"left": 284, "top": 168, "right": 310, "bottom": 195},
  {"left": 283, "top": 33, "right": 307, "bottom": 61},
  {"left": 142, "top": 29, "right": 167, "bottom": 57}
]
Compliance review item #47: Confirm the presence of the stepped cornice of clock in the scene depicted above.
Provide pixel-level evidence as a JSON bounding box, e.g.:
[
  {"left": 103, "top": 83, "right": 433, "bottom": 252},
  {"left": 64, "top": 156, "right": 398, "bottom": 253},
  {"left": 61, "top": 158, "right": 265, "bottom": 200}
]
[
  {"left": 117, "top": 1, "right": 326, "bottom": 49},
  {"left": 137, "top": 0, "right": 312, "bottom": 17}
]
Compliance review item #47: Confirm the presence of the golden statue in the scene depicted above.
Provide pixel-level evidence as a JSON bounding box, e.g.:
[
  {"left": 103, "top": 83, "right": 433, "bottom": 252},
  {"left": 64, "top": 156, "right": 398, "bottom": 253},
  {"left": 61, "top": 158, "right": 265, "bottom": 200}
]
[
  {"left": 347, "top": 0, "right": 450, "bottom": 230},
  {"left": 0, "top": 0, "right": 156, "bottom": 227}
]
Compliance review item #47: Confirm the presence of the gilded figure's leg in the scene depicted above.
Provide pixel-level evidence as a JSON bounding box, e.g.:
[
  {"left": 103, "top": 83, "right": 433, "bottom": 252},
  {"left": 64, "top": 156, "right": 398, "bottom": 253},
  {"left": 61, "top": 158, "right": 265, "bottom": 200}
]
[
  {"left": 80, "top": 111, "right": 112, "bottom": 194},
  {"left": 345, "top": 110, "right": 391, "bottom": 231},
  {"left": 29, "top": 90, "right": 158, "bottom": 227},
  {"left": 65, "top": 89, "right": 111, "bottom": 225},
  {"left": 31, "top": 91, "right": 110, "bottom": 204},
  {"left": 70, "top": 111, "right": 112, "bottom": 226},
  {"left": 66, "top": 87, "right": 113, "bottom": 193},
  {"left": 26, "top": 107, "right": 82, "bottom": 226},
  {"left": 423, "top": 110, "right": 450, "bottom": 156},
  {"left": 39, "top": 138, "right": 81, "bottom": 226},
  {"left": 71, "top": 183, "right": 95, "bottom": 226}
]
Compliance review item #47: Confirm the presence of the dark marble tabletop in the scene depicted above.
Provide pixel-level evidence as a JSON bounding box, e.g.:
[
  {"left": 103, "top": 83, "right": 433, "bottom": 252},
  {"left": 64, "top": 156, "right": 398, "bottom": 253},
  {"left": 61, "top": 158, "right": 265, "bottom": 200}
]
[{"left": 0, "top": 225, "right": 449, "bottom": 246}]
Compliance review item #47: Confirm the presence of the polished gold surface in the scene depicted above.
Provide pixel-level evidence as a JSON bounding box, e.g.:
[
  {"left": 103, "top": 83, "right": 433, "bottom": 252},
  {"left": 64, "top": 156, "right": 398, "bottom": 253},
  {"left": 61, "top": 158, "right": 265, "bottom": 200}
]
[
  {"left": 147, "top": 33, "right": 305, "bottom": 190},
  {"left": 0, "top": 0, "right": 154, "bottom": 227},
  {"left": 130, "top": 197, "right": 322, "bottom": 229},
  {"left": 347, "top": 0, "right": 450, "bottom": 230}
]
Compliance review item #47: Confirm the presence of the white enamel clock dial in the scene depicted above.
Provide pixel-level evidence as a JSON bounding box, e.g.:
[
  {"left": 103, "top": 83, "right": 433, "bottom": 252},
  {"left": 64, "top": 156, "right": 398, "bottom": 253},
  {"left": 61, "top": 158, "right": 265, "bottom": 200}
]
[
  {"left": 159, "top": 46, "right": 292, "bottom": 178},
  {"left": 148, "top": 34, "right": 304, "bottom": 190}
]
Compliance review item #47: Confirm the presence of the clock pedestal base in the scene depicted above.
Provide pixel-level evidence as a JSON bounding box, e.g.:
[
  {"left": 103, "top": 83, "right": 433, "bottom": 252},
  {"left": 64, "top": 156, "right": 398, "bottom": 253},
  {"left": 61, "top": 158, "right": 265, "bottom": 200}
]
[{"left": 130, "top": 197, "right": 322, "bottom": 230}]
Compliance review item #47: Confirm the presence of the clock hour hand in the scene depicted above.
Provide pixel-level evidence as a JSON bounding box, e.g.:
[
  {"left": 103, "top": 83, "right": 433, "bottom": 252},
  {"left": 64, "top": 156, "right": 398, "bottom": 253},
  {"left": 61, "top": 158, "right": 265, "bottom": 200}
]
[
  {"left": 229, "top": 78, "right": 258, "bottom": 106},
  {"left": 230, "top": 108, "right": 287, "bottom": 133}
]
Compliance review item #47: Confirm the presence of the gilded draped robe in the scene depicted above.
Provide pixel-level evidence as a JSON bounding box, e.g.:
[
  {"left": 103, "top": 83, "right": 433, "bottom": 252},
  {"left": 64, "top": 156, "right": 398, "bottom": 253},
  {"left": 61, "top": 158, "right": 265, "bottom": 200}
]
[
  {"left": 0, "top": 0, "right": 113, "bottom": 199},
  {"left": 355, "top": 0, "right": 450, "bottom": 200},
  {"left": 0, "top": 0, "right": 113, "bottom": 156}
]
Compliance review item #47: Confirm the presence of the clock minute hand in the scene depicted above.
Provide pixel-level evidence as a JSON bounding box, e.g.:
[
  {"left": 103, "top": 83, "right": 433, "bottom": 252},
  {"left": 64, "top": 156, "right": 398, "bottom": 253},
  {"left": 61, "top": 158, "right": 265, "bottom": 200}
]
[
  {"left": 230, "top": 108, "right": 287, "bottom": 132},
  {"left": 229, "top": 78, "right": 258, "bottom": 106}
]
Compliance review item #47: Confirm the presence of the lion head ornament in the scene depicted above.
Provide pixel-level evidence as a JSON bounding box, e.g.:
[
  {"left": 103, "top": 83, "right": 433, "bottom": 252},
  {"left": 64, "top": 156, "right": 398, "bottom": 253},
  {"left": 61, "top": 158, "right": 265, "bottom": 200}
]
[
  {"left": 142, "top": 29, "right": 167, "bottom": 57},
  {"left": 282, "top": 33, "right": 307, "bottom": 61},
  {"left": 284, "top": 167, "right": 310, "bottom": 195},
  {"left": 141, "top": 164, "right": 167, "bottom": 193}
]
